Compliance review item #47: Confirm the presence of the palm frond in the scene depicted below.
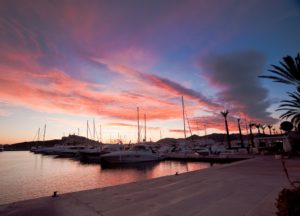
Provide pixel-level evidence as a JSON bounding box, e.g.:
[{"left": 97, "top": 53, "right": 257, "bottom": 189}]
[{"left": 259, "top": 53, "right": 300, "bottom": 87}]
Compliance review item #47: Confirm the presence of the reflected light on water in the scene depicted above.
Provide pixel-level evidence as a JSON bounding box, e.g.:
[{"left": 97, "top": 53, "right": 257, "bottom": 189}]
[{"left": 0, "top": 151, "right": 212, "bottom": 204}]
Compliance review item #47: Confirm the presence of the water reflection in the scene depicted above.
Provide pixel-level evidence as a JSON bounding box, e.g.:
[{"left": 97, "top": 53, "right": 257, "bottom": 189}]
[{"left": 0, "top": 151, "right": 212, "bottom": 205}]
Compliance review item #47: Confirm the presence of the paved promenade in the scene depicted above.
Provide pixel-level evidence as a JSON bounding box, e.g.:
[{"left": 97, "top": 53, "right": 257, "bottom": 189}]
[{"left": 1, "top": 156, "right": 300, "bottom": 216}]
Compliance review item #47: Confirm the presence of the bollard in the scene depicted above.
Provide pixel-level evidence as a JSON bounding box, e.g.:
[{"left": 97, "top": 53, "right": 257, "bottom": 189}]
[
  {"left": 175, "top": 172, "right": 179, "bottom": 175},
  {"left": 52, "top": 191, "right": 58, "bottom": 197}
]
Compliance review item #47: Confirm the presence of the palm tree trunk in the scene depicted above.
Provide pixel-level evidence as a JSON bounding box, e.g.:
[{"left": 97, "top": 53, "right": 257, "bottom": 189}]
[
  {"left": 225, "top": 118, "right": 231, "bottom": 149},
  {"left": 249, "top": 126, "right": 254, "bottom": 147},
  {"left": 237, "top": 119, "right": 244, "bottom": 148}
]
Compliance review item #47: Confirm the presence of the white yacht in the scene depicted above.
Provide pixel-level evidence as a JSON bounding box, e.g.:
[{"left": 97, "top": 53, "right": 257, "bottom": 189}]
[
  {"left": 78, "top": 144, "right": 123, "bottom": 163},
  {"left": 101, "top": 144, "right": 161, "bottom": 164}
]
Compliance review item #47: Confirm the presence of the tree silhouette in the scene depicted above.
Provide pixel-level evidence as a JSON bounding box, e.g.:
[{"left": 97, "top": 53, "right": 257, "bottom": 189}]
[
  {"left": 256, "top": 124, "right": 261, "bottom": 135},
  {"left": 221, "top": 110, "right": 231, "bottom": 149},
  {"left": 261, "top": 124, "right": 266, "bottom": 135},
  {"left": 260, "top": 53, "right": 300, "bottom": 129},
  {"left": 237, "top": 118, "right": 244, "bottom": 148},
  {"left": 277, "top": 91, "right": 300, "bottom": 130},
  {"left": 249, "top": 123, "right": 256, "bottom": 147},
  {"left": 259, "top": 53, "right": 300, "bottom": 89},
  {"left": 267, "top": 124, "right": 273, "bottom": 135}
]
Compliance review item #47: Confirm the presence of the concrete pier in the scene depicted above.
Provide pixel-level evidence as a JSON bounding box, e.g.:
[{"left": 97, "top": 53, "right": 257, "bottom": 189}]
[{"left": 1, "top": 156, "right": 299, "bottom": 216}]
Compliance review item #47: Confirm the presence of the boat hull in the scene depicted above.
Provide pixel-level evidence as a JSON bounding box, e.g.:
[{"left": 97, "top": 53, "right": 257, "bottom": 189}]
[{"left": 101, "top": 151, "right": 161, "bottom": 164}]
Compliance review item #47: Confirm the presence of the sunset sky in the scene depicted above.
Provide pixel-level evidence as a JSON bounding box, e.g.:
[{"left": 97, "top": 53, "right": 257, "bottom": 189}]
[{"left": 1, "top": 0, "right": 300, "bottom": 144}]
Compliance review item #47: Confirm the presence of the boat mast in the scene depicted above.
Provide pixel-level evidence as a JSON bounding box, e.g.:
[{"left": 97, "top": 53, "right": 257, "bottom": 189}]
[
  {"left": 99, "top": 124, "right": 102, "bottom": 142},
  {"left": 181, "top": 96, "right": 187, "bottom": 139},
  {"left": 37, "top": 128, "right": 40, "bottom": 141},
  {"left": 87, "top": 120, "right": 89, "bottom": 139},
  {"left": 186, "top": 117, "right": 192, "bottom": 136},
  {"left": 43, "top": 124, "right": 46, "bottom": 141},
  {"left": 93, "top": 118, "right": 96, "bottom": 140},
  {"left": 144, "top": 114, "right": 146, "bottom": 142},
  {"left": 137, "top": 107, "right": 140, "bottom": 144}
]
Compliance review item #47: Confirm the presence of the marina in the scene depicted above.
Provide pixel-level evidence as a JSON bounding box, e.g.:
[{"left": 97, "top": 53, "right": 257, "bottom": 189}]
[
  {"left": 0, "top": 151, "right": 212, "bottom": 205},
  {"left": 1, "top": 156, "right": 299, "bottom": 216},
  {"left": 1, "top": 1, "right": 300, "bottom": 215}
]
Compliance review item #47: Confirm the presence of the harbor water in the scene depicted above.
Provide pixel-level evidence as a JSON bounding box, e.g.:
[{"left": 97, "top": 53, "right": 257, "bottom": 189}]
[{"left": 0, "top": 151, "right": 212, "bottom": 205}]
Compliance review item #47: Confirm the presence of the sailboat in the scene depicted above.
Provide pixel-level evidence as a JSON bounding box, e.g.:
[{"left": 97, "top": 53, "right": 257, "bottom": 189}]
[
  {"left": 163, "top": 96, "right": 200, "bottom": 159},
  {"left": 101, "top": 107, "right": 162, "bottom": 164}
]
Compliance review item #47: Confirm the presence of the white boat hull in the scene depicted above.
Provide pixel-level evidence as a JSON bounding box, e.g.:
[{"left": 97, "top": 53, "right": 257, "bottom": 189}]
[{"left": 101, "top": 151, "right": 161, "bottom": 164}]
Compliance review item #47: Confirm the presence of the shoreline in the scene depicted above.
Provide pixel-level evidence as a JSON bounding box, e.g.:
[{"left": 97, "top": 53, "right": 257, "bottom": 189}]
[{"left": 1, "top": 156, "right": 299, "bottom": 215}]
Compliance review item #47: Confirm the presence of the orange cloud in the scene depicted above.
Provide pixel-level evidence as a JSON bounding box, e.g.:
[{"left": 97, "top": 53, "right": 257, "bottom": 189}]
[
  {"left": 0, "top": 59, "right": 184, "bottom": 121},
  {"left": 189, "top": 114, "right": 251, "bottom": 133},
  {"left": 106, "top": 122, "right": 160, "bottom": 130},
  {"left": 169, "top": 129, "right": 186, "bottom": 134}
]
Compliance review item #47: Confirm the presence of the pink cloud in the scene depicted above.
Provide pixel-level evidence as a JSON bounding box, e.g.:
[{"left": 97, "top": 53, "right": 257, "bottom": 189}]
[
  {"left": 0, "top": 59, "right": 184, "bottom": 121},
  {"left": 189, "top": 114, "right": 252, "bottom": 133},
  {"left": 94, "top": 60, "right": 221, "bottom": 111}
]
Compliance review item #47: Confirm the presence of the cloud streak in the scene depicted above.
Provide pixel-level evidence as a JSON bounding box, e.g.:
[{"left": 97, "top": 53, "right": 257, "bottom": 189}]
[
  {"left": 0, "top": 62, "right": 184, "bottom": 121},
  {"left": 94, "top": 59, "right": 220, "bottom": 111}
]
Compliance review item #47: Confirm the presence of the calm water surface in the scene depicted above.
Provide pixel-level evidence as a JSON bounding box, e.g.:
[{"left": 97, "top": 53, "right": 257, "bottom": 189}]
[{"left": 0, "top": 151, "right": 212, "bottom": 204}]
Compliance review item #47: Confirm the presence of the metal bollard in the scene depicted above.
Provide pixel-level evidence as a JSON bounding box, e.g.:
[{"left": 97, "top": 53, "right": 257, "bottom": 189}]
[{"left": 52, "top": 191, "right": 58, "bottom": 197}]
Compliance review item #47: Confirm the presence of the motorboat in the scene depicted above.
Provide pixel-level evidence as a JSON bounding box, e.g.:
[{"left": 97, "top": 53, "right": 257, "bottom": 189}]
[
  {"left": 78, "top": 144, "right": 123, "bottom": 163},
  {"left": 101, "top": 144, "right": 162, "bottom": 164}
]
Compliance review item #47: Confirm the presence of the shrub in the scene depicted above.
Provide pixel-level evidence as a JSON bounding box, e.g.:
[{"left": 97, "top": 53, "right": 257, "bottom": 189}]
[{"left": 276, "top": 187, "right": 300, "bottom": 216}]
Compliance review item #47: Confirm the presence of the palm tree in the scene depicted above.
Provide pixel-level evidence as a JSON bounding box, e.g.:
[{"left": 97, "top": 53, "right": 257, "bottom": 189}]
[
  {"left": 261, "top": 125, "right": 266, "bottom": 135},
  {"left": 237, "top": 118, "right": 244, "bottom": 148},
  {"left": 267, "top": 124, "right": 273, "bottom": 135},
  {"left": 260, "top": 53, "right": 300, "bottom": 129},
  {"left": 259, "top": 53, "right": 300, "bottom": 89},
  {"left": 221, "top": 110, "right": 231, "bottom": 149},
  {"left": 249, "top": 123, "right": 256, "bottom": 147},
  {"left": 256, "top": 124, "right": 261, "bottom": 135},
  {"left": 277, "top": 91, "right": 300, "bottom": 130}
]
